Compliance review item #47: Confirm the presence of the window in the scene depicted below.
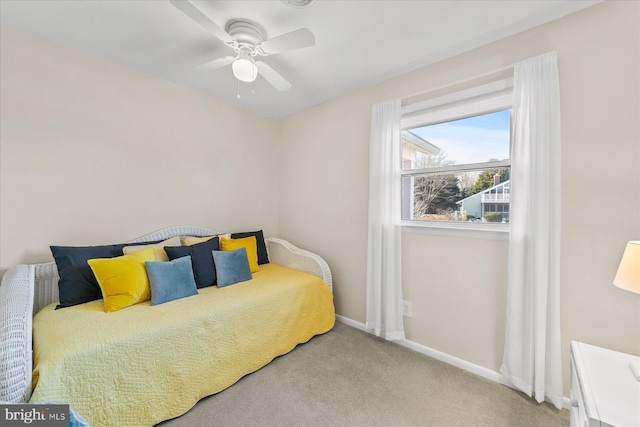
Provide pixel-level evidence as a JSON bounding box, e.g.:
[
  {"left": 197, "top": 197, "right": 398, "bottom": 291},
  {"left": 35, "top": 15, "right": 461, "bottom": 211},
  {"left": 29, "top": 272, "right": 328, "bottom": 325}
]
[{"left": 400, "top": 78, "right": 513, "bottom": 229}]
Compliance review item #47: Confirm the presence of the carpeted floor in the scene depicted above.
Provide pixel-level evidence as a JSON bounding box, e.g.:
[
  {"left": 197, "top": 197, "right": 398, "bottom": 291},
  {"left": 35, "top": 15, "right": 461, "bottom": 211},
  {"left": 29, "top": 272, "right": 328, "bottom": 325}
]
[{"left": 159, "top": 322, "right": 569, "bottom": 426}]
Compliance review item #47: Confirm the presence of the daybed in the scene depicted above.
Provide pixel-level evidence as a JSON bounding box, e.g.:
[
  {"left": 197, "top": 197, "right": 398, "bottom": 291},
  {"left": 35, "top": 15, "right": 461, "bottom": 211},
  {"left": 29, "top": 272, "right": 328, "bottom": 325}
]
[{"left": 0, "top": 226, "right": 335, "bottom": 426}]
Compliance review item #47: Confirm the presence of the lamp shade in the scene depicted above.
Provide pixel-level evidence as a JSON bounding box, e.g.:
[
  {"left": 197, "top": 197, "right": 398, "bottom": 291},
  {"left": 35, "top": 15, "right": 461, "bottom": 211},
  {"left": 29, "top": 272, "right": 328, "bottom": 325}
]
[
  {"left": 613, "top": 241, "right": 640, "bottom": 294},
  {"left": 232, "top": 57, "right": 257, "bottom": 83}
]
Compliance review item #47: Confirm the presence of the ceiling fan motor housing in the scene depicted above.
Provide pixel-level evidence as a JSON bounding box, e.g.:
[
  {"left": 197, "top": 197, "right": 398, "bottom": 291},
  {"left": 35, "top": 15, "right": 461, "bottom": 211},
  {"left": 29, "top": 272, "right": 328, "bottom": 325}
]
[{"left": 226, "top": 20, "right": 266, "bottom": 52}]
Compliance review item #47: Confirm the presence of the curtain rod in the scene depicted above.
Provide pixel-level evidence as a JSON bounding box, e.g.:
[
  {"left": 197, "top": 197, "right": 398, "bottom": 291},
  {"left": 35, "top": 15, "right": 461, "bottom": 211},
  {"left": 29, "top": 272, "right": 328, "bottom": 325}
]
[{"left": 401, "top": 63, "right": 515, "bottom": 105}]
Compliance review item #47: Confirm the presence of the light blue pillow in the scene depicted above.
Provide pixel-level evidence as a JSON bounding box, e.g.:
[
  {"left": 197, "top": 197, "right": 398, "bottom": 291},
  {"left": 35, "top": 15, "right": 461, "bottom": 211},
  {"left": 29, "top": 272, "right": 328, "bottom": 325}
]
[
  {"left": 145, "top": 256, "right": 198, "bottom": 305},
  {"left": 212, "top": 248, "right": 252, "bottom": 288}
]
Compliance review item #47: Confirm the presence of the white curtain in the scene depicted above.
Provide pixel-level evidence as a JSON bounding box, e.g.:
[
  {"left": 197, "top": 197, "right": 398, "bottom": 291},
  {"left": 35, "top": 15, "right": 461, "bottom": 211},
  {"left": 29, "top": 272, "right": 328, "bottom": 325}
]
[
  {"left": 500, "top": 52, "right": 563, "bottom": 409},
  {"left": 366, "top": 98, "right": 405, "bottom": 341}
]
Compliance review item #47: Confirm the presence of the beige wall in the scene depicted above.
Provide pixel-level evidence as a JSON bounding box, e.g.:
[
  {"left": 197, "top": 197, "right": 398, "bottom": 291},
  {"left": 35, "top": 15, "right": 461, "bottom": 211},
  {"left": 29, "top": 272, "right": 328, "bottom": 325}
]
[
  {"left": 278, "top": 0, "right": 640, "bottom": 396},
  {"left": 0, "top": 26, "right": 280, "bottom": 270}
]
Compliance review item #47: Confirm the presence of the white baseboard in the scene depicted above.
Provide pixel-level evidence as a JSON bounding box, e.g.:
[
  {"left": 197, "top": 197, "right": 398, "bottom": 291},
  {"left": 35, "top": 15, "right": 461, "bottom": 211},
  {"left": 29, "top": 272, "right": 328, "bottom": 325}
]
[
  {"left": 335, "top": 314, "right": 367, "bottom": 331},
  {"left": 334, "top": 314, "right": 570, "bottom": 410}
]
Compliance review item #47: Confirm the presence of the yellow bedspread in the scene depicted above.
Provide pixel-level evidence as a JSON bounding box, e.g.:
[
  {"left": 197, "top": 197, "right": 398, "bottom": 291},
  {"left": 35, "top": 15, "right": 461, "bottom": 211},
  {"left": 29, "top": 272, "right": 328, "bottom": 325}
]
[{"left": 30, "top": 264, "right": 335, "bottom": 427}]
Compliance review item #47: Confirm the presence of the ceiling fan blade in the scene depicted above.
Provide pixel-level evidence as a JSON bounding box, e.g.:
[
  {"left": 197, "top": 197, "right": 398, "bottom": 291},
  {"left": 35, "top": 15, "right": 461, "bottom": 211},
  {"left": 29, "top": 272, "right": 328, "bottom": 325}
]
[
  {"left": 194, "top": 55, "right": 235, "bottom": 71},
  {"left": 258, "top": 28, "right": 315, "bottom": 55},
  {"left": 256, "top": 61, "right": 292, "bottom": 91},
  {"left": 170, "top": 0, "right": 234, "bottom": 45}
]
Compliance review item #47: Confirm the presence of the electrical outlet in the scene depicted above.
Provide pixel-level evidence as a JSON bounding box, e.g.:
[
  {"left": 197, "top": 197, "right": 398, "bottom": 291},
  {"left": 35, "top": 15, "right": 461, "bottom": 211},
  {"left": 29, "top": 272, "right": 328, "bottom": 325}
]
[{"left": 403, "top": 300, "right": 412, "bottom": 317}]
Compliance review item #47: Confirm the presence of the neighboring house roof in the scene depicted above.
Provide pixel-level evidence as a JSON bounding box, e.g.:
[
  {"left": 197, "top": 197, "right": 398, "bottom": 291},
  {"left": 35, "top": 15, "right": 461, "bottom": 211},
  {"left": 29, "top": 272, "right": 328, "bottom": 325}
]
[
  {"left": 456, "top": 180, "right": 510, "bottom": 205},
  {"left": 401, "top": 130, "right": 441, "bottom": 156}
]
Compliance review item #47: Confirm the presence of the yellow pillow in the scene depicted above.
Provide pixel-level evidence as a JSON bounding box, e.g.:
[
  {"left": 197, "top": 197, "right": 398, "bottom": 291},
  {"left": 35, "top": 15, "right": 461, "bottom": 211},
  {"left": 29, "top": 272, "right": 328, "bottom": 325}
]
[
  {"left": 181, "top": 234, "right": 231, "bottom": 246},
  {"left": 220, "top": 236, "right": 259, "bottom": 273},
  {"left": 122, "top": 236, "right": 181, "bottom": 262},
  {"left": 88, "top": 247, "right": 157, "bottom": 313}
]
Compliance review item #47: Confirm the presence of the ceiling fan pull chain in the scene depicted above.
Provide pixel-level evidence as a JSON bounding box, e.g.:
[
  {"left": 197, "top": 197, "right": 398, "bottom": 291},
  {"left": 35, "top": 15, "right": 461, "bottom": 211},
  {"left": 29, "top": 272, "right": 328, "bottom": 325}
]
[{"left": 237, "top": 78, "right": 241, "bottom": 99}]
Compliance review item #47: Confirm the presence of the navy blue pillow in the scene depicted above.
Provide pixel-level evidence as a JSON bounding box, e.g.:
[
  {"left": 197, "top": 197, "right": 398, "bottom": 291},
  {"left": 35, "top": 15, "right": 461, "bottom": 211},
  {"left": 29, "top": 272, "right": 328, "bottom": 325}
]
[
  {"left": 212, "top": 248, "right": 252, "bottom": 288},
  {"left": 51, "top": 239, "right": 165, "bottom": 309},
  {"left": 165, "top": 236, "right": 220, "bottom": 288},
  {"left": 51, "top": 243, "right": 130, "bottom": 309},
  {"left": 230, "top": 230, "right": 269, "bottom": 265},
  {"left": 145, "top": 256, "right": 198, "bottom": 305}
]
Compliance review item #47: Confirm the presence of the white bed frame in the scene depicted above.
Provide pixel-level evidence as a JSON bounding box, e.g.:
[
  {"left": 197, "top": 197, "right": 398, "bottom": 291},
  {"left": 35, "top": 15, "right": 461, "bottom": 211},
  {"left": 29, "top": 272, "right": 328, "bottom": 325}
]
[{"left": 0, "top": 226, "right": 332, "bottom": 404}]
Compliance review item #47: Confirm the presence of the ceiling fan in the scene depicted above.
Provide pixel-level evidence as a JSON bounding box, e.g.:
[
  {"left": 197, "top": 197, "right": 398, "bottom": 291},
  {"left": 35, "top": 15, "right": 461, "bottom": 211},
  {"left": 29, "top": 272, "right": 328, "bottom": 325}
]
[{"left": 170, "top": 0, "right": 315, "bottom": 91}]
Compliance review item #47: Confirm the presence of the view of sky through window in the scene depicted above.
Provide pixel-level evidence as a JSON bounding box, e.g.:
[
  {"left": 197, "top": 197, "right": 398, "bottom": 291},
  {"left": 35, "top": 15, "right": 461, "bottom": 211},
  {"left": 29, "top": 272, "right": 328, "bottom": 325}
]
[{"left": 410, "top": 109, "right": 510, "bottom": 165}]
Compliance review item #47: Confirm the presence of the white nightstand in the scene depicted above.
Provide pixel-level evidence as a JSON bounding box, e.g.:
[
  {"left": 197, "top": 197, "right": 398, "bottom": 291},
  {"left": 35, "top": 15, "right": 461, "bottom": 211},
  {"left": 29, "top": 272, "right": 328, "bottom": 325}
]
[{"left": 570, "top": 341, "right": 640, "bottom": 427}]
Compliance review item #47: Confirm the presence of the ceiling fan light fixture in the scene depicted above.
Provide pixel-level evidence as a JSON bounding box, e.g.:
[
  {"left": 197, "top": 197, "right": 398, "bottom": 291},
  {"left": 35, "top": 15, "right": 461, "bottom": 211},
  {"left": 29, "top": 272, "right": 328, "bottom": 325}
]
[{"left": 232, "top": 55, "right": 258, "bottom": 83}]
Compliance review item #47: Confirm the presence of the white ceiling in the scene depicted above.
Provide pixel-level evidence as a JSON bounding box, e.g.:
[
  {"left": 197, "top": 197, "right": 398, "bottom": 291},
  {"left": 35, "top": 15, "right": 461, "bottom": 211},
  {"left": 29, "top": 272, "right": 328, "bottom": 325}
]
[{"left": 0, "top": 0, "right": 600, "bottom": 119}]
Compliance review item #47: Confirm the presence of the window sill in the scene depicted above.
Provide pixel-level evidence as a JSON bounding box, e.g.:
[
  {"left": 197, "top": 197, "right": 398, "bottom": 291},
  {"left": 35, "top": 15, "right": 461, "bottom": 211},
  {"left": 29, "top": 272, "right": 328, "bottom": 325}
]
[{"left": 400, "top": 220, "right": 509, "bottom": 241}]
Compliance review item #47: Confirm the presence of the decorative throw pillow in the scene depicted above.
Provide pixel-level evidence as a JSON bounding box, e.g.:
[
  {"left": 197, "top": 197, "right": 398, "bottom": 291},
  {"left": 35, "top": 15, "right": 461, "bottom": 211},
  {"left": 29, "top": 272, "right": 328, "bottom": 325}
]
[
  {"left": 220, "top": 236, "right": 259, "bottom": 273},
  {"left": 165, "top": 236, "right": 220, "bottom": 288},
  {"left": 212, "top": 248, "right": 252, "bottom": 288},
  {"left": 231, "top": 230, "right": 269, "bottom": 265},
  {"left": 123, "top": 236, "right": 181, "bottom": 262},
  {"left": 87, "top": 247, "right": 157, "bottom": 312},
  {"left": 145, "top": 256, "right": 198, "bottom": 305},
  {"left": 51, "top": 243, "right": 131, "bottom": 309},
  {"left": 181, "top": 234, "right": 230, "bottom": 246}
]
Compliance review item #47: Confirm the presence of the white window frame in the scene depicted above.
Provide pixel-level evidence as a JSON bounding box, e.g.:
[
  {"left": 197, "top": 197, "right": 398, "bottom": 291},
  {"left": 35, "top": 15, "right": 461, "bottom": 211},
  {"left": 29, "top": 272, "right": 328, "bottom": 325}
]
[{"left": 400, "top": 78, "right": 514, "bottom": 240}]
